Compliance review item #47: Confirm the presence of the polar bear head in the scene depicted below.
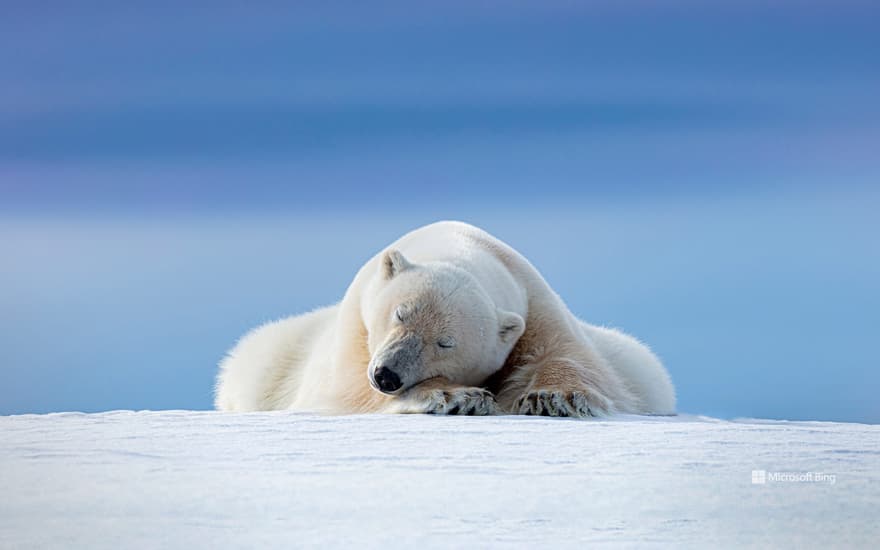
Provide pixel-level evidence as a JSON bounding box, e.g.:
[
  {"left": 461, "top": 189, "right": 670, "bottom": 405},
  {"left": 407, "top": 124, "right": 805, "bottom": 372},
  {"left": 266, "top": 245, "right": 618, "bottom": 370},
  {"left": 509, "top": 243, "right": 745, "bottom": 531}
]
[{"left": 362, "top": 249, "right": 525, "bottom": 394}]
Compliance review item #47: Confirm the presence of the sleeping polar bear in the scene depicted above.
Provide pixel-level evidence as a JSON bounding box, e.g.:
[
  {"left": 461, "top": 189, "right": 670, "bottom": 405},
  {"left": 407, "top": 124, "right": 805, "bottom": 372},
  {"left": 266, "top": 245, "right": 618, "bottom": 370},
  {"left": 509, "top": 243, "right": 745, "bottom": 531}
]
[{"left": 215, "top": 221, "right": 675, "bottom": 417}]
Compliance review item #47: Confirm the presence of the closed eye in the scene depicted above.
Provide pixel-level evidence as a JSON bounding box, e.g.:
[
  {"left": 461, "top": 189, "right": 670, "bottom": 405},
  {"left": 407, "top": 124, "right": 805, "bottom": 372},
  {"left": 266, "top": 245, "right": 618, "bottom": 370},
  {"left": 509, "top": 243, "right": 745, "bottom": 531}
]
[{"left": 437, "top": 337, "right": 456, "bottom": 349}]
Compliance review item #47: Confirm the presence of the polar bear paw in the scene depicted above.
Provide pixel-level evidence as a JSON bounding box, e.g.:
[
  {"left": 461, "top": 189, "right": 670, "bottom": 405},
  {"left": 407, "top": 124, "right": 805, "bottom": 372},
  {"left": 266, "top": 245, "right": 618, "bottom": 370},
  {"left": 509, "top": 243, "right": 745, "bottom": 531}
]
[
  {"left": 513, "top": 389, "right": 611, "bottom": 418},
  {"left": 400, "top": 386, "right": 498, "bottom": 416}
]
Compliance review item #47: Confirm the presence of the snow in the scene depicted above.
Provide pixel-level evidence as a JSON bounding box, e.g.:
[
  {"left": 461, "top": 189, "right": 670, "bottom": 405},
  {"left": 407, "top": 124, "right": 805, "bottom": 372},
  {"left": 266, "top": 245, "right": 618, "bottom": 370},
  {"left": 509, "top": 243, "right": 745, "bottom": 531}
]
[{"left": 2, "top": 412, "right": 878, "bottom": 548}]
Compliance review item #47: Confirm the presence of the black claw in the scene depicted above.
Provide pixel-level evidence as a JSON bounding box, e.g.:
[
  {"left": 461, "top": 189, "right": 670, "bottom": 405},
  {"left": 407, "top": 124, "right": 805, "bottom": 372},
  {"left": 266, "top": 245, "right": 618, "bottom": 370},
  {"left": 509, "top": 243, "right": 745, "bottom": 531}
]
[{"left": 447, "top": 405, "right": 460, "bottom": 415}]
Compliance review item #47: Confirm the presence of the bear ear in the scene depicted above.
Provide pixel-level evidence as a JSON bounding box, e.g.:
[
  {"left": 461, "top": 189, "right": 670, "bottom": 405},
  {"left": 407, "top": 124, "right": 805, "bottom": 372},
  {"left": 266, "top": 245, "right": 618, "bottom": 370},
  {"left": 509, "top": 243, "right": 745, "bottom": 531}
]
[
  {"left": 382, "top": 249, "right": 414, "bottom": 279},
  {"left": 497, "top": 310, "right": 525, "bottom": 343}
]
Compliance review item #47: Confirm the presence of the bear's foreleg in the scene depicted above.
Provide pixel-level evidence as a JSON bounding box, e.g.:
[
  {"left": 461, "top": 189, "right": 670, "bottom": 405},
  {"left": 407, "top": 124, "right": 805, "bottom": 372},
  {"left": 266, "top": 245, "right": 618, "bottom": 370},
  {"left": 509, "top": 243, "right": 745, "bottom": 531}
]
[
  {"left": 387, "top": 377, "right": 498, "bottom": 415},
  {"left": 506, "top": 358, "right": 615, "bottom": 417}
]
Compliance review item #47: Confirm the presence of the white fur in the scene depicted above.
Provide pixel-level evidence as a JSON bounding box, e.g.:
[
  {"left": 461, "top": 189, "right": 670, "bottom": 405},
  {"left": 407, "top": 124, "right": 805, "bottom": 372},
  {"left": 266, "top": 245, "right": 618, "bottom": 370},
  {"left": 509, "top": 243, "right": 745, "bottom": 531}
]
[
  {"left": 581, "top": 324, "right": 675, "bottom": 415},
  {"left": 215, "top": 221, "right": 675, "bottom": 415}
]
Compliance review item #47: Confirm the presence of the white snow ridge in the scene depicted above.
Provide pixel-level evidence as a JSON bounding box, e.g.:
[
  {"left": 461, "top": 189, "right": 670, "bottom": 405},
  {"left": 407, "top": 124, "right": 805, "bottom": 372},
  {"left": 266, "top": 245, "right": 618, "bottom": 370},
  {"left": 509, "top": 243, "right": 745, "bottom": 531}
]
[{"left": 2, "top": 411, "right": 878, "bottom": 548}]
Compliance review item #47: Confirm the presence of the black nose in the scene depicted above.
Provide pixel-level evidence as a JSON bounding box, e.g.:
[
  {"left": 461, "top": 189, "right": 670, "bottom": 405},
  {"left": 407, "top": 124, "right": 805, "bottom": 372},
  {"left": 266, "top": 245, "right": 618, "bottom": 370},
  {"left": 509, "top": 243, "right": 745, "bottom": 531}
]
[{"left": 374, "top": 366, "right": 402, "bottom": 392}]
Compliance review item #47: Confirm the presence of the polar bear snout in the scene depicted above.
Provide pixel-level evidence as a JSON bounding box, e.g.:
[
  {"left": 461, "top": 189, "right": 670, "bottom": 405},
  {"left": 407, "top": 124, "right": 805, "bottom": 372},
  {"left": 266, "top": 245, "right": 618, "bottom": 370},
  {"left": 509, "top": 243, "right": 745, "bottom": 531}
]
[
  {"left": 373, "top": 366, "right": 402, "bottom": 393},
  {"left": 369, "top": 332, "right": 423, "bottom": 394}
]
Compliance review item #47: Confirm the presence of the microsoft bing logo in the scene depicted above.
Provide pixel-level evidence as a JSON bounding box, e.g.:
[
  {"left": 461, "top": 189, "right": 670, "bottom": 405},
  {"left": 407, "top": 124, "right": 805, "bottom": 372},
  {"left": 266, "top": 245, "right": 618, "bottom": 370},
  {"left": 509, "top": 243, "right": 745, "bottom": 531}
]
[{"left": 750, "top": 469, "right": 836, "bottom": 485}]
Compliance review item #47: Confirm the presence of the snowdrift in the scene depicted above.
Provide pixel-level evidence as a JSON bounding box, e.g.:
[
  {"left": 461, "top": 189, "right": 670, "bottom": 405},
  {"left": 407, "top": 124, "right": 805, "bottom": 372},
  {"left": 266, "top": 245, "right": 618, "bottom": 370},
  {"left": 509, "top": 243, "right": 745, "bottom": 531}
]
[{"left": 2, "top": 411, "right": 877, "bottom": 548}]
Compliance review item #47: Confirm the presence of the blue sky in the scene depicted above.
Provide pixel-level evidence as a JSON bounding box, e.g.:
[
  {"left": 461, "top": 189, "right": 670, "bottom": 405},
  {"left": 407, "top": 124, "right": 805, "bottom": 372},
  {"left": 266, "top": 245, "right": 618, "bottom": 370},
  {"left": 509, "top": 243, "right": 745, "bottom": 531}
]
[{"left": 1, "top": 2, "right": 878, "bottom": 421}]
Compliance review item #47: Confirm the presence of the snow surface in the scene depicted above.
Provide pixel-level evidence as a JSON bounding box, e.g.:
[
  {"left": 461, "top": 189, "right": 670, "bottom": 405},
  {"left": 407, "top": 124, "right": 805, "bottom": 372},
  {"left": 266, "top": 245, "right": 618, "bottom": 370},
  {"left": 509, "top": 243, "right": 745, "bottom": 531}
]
[{"left": 2, "top": 411, "right": 878, "bottom": 549}]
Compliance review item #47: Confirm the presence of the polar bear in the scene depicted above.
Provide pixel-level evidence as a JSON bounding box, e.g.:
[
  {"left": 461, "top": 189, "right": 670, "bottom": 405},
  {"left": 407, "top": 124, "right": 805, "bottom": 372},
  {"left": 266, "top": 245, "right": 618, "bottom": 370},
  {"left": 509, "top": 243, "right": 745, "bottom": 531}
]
[{"left": 215, "top": 221, "right": 675, "bottom": 417}]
